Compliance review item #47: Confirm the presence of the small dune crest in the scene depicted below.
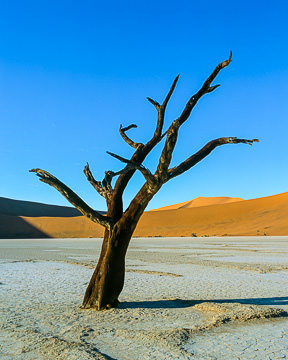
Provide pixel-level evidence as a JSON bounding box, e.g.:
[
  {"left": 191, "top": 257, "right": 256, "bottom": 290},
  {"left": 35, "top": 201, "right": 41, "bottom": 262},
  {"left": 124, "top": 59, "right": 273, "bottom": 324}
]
[{"left": 150, "top": 196, "right": 243, "bottom": 211}]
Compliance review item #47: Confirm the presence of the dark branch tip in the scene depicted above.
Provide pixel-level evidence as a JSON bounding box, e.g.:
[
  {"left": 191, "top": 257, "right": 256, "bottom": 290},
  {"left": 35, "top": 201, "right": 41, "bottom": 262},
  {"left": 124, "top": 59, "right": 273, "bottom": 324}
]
[
  {"left": 221, "top": 51, "right": 233, "bottom": 68},
  {"left": 147, "top": 97, "right": 160, "bottom": 109},
  {"left": 29, "top": 168, "right": 46, "bottom": 179},
  {"left": 170, "top": 74, "right": 180, "bottom": 88},
  {"left": 207, "top": 84, "right": 221, "bottom": 93},
  {"left": 120, "top": 124, "right": 138, "bottom": 132},
  {"left": 227, "top": 137, "right": 259, "bottom": 146}
]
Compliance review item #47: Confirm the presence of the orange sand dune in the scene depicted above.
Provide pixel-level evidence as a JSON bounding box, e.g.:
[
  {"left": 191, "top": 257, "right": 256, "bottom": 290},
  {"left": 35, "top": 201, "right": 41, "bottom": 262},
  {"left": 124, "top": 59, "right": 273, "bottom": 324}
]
[
  {"left": 1, "top": 193, "right": 288, "bottom": 238},
  {"left": 21, "top": 215, "right": 104, "bottom": 238},
  {"left": 135, "top": 192, "right": 288, "bottom": 237},
  {"left": 150, "top": 196, "right": 243, "bottom": 211}
]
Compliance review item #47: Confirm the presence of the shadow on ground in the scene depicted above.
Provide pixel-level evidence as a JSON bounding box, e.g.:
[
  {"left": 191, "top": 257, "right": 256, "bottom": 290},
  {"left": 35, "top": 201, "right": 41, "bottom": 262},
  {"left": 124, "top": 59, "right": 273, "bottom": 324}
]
[{"left": 119, "top": 296, "right": 288, "bottom": 309}]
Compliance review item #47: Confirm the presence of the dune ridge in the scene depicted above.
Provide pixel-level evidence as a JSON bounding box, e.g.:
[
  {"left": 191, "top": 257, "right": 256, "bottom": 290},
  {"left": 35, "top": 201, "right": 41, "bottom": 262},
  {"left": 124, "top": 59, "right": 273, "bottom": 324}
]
[
  {"left": 1, "top": 193, "right": 288, "bottom": 238},
  {"left": 150, "top": 196, "right": 244, "bottom": 211}
]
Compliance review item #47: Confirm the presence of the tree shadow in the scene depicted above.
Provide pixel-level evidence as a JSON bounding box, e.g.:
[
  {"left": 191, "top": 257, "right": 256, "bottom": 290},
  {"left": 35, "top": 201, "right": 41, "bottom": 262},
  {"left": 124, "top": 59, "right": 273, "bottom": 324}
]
[{"left": 119, "top": 296, "right": 288, "bottom": 309}]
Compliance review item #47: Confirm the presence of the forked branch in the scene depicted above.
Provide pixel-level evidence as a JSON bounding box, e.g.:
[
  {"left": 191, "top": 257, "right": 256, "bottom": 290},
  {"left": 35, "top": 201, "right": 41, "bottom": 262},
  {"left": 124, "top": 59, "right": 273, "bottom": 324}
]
[
  {"left": 84, "top": 163, "right": 111, "bottom": 199},
  {"left": 30, "top": 168, "right": 113, "bottom": 228},
  {"left": 148, "top": 74, "right": 180, "bottom": 140},
  {"left": 112, "top": 74, "right": 180, "bottom": 202},
  {"left": 167, "top": 137, "right": 259, "bottom": 180},
  {"left": 155, "top": 52, "right": 234, "bottom": 181},
  {"left": 107, "top": 151, "right": 155, "bottom": 184}
]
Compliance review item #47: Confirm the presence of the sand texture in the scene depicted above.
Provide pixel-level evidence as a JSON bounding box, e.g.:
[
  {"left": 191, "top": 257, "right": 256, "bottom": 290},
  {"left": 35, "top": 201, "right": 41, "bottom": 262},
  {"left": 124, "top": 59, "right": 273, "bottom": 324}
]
[{"left": 1, "top": 237, "right": 288, "bottom": 359}]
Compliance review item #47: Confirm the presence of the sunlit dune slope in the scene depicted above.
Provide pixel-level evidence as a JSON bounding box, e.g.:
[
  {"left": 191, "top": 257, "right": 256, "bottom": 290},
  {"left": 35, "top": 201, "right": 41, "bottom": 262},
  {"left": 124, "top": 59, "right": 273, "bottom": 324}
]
[
  {"left": 134, "top": 192, "right": 288, "bottom": 237},
  {"left": 21, "top": 215, "right": 104, "bottom": 238},
  {"left": 1, "top": 193, "right": 288, "bottom": 238},
  {"left": 150, "top": 196, "right": 244, "bottom": 211}
]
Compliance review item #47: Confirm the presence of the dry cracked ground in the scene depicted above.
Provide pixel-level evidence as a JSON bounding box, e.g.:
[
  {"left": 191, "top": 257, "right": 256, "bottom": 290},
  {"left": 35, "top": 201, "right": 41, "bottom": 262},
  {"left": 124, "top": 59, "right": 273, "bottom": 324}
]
[{"left": 1, "top": 236, "right": 288, "bottom": 359}]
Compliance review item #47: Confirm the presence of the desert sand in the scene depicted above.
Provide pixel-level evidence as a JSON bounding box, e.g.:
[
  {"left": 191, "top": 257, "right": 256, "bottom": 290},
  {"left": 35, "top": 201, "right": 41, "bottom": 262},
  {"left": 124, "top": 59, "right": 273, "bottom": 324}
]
[
  {"left": 1, "top": 192, "right": 288, "bottom": 238},
  {"left": 1, "top": 236, "right": 288, "bottom": 359}
]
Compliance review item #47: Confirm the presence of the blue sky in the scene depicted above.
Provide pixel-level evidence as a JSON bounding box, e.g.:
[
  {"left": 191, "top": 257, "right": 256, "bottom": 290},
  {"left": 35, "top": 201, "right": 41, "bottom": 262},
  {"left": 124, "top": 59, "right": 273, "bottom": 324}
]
[{"left": 1, "top": 0, "right": 288, "bottom": 211}]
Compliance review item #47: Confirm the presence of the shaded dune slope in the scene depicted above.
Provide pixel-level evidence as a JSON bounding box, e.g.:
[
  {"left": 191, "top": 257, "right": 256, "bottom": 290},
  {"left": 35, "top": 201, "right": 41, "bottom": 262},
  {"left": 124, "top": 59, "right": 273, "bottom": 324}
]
[
  {"left": 0, "top": 197, "right": 103, "bottom": 238},
  {"left": 0, "top": 197, "right": 82, "bottom": 217},
  {"left": 0, "top": 214, "right": 50, "bottom": 238}
]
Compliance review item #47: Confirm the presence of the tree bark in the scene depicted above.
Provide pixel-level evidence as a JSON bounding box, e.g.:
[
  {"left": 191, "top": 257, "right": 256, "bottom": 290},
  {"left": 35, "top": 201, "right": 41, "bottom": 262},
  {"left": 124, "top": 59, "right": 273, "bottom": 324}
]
[
  {"left": 81, "top": 218, "right": 138, "bottom": 309},
  {"left": 81, "top": 228, "right": 128, "bottom": 310},
  {"left": 82, "top": 183, "right": 157, "bottom": 310}
]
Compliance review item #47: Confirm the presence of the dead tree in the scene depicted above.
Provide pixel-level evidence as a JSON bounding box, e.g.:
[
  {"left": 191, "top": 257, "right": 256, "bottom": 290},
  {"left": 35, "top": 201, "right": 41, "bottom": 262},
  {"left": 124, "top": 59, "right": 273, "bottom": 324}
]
[{"left": 30, "top": 53, "right": 258, "bottom": 310}]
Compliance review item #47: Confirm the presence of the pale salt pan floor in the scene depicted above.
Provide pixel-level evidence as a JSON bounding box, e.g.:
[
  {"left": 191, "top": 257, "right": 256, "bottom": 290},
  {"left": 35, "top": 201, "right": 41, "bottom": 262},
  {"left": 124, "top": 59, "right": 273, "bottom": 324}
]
[{"left": 0, "top": 237, "right": 288, "bottom": 359}]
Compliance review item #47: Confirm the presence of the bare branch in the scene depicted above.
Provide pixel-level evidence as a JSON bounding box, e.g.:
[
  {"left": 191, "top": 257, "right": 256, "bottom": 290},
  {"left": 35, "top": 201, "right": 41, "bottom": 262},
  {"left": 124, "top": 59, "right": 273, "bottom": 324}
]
[
  {"left": 109, "top": 54, "right": 234, "bottom": 217},
  {"left": 84, "top": 163, "right": 135, "bottom": 202},
  {"left": 162, "top": 74, "right": 180, "bottom": 110},
  {"left": 119, "top": 124, "right": 143, "bottom": 149},
  {"left": 30, "top": 168, "right": 113, "bottom": 228},
  {"left": 167, "top": 137, "right": 259, "bottom": 180},
  {"left": 151, "top": 74, "right": 180, "bottom": 139},
  {"left": 107, "top": 151, "right": 155, "bottom": 184},
  {"left": 84, "top": 163, "right": 110, "bottom": 199},
  {"left": 177, "top": 52, "right": 232, "bottom": 126},
  {"left": 102, "top": 171, "right": 115, "bottom": 192},
  {"left": 154, "top": 53, "right": 234, "bottom": 182},
  {"left": 159, "top": 130, "right": 168, "bottom": 141},
  {"left": 154, "top": 120, "right": 180, "bottom": 181},
  {"left": 121, "top": 124, "right": 137, "bottom": 132},
  {"left": 147, "top": 97, "right": 160, "bottom": 110},
  {"left": 112, "top": 75, "right": 181, "bottom": 205},
  {"left": 206, "top": 84, "right": 221, "bottom": 93}
]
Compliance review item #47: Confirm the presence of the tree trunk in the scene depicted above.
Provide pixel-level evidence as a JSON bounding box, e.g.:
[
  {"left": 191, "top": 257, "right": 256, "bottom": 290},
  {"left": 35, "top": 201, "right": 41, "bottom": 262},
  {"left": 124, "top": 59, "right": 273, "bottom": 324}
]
[
  {"left": 82, "top": 183, "right": 156, "bottom": 310},
  {"left": 81, "top": 218, "right": 135, "bottom": 310}
]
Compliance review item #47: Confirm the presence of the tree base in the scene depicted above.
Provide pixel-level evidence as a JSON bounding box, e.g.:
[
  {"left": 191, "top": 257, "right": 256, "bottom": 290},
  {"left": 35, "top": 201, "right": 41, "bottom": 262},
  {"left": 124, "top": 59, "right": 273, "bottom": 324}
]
[{"left": 79, "top": 298, "right": 120, "bottom": 311}]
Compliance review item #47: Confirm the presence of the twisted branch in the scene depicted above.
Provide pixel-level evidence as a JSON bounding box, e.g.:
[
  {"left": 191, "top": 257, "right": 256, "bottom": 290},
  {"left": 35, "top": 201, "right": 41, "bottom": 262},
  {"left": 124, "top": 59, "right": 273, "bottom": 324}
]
[
  {"left": 84, "top": 163, "right": 111, "bottom": 199},
  {"left": 30, "top": 168, "right": 113, "bottom": 228},
  {"left": 119, "top": 124, "right": 143, "bottom": 149}
]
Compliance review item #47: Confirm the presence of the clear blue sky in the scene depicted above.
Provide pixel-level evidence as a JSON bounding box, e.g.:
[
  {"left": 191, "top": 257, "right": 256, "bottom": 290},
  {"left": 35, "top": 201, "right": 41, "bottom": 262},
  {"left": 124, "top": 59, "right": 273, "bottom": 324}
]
[{"left": 1, "top": 0, "right": 288, "bottom": 211}]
